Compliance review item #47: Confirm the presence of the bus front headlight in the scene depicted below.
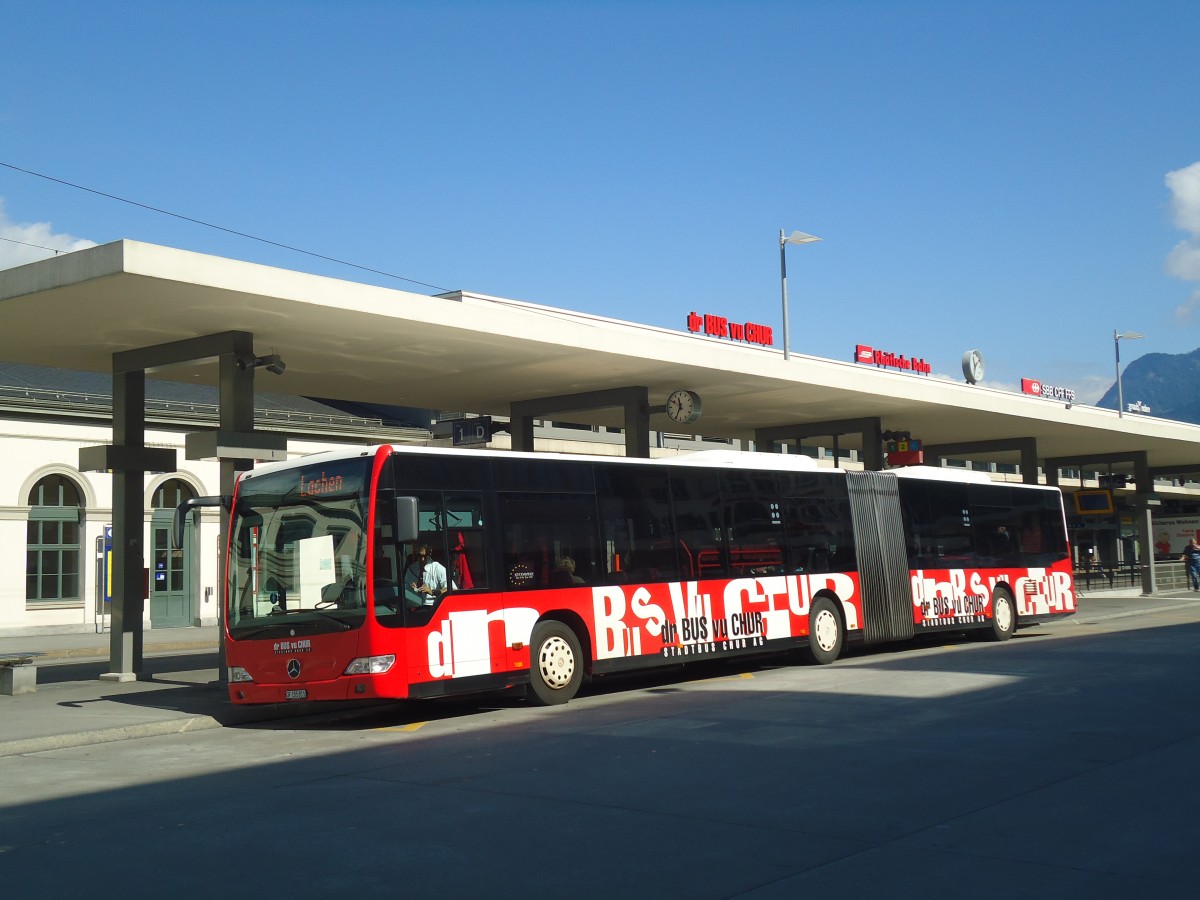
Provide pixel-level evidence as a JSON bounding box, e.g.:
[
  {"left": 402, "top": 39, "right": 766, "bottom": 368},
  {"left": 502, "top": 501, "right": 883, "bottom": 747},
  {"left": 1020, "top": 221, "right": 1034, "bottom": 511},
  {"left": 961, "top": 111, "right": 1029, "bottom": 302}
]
[
  {"left": 344, "top": 655, "right": 396, "bottom": 675},
  {"left": 229, "top": 666, "right": 254, "bottom": 683}
]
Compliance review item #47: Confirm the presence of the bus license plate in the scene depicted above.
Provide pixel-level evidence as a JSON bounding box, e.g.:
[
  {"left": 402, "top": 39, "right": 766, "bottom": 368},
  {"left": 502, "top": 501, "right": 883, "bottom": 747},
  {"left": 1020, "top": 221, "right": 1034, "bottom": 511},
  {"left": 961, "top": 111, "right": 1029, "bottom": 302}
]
[{"left": 284, "top": 689, "right": 308, "bottom": 701}]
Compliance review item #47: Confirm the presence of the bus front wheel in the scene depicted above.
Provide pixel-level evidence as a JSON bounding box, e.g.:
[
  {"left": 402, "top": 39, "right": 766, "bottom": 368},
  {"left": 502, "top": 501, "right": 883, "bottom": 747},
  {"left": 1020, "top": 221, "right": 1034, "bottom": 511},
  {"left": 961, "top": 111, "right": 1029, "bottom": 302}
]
[
  {"left": 986, "top": 588, "right": 1016, "bottom": 642},
  {"left": 528, "top": 620, "right": 584, "bottom": 705},
  {"left": 805, "top": 597, "right": 843, "bottom": 665}
]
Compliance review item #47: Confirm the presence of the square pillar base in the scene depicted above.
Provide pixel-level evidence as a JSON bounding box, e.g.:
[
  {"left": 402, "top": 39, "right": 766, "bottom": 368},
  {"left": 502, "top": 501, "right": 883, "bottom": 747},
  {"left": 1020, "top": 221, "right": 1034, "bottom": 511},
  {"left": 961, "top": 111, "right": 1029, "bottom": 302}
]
[
  {"left": 99, "top": 672, "right": 138, "bottom": 684},
  {"left": 1, "top": 664, "right": 37, "bottom": 695}
]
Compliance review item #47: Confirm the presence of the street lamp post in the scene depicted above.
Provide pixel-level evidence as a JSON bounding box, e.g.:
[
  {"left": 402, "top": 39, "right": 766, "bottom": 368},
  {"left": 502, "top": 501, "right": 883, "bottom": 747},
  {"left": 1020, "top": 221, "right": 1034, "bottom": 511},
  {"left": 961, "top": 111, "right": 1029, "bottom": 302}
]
[
  {"left": 779, "top": 229, "right": 821, "bottom": 360},
  {"left": 1113, "top": 330, "right": 1145, "bottom": 418}
]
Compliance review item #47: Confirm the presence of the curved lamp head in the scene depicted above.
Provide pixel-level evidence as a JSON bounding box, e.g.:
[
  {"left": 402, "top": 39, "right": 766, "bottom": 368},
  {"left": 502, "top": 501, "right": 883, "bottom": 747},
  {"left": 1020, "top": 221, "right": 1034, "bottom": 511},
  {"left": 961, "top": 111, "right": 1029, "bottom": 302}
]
[{"left": 782, "top": 230, "right": 822, "bottom": 247}]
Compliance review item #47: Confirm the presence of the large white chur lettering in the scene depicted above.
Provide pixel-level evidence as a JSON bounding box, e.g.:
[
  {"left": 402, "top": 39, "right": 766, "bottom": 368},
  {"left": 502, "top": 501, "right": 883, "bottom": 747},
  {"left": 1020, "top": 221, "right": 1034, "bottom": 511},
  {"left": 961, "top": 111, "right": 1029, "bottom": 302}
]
[
  {"left": 724, "top": 576, "right": 795, "bottom": 639},
  {"left": 808, "top": 573, "right": 858, "bottom": 629}
]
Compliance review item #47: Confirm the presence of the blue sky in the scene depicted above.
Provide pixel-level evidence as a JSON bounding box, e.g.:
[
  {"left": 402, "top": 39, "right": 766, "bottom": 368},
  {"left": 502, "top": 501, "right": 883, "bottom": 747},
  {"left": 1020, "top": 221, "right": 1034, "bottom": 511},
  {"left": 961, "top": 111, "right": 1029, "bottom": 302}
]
[{"left": 3, "top": 0, "right": 1199, "bottom": 403}]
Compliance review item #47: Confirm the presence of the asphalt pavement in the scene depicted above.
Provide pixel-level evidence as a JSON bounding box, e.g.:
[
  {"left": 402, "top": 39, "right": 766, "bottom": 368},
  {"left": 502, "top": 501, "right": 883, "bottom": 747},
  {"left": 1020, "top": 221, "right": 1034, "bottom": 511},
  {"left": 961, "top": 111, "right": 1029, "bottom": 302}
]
[{"left": 1, "top": 585, "right": 1195, "bottom": 759}]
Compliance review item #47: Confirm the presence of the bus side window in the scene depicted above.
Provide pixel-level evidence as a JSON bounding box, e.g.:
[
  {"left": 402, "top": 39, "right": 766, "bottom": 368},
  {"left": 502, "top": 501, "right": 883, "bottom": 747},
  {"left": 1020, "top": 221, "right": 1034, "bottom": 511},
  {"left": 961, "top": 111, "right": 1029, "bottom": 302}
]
[
  {"left": 595, "top": 464, "right": 678, "bottom": 583},
  {"left": 779, "top": 473, "right": 856, "bottom": 574},
  {"left": 968, "top": 484, "right": 1016, "bottom": 565},
  {"left": 444, "top": 493, "right": 488, "bottom": 590},
  {"left": 721, "top": 470, "right": 784, "bottom": 575},
  {"left": 900, "top": 480, "right": 974, "bottom": 565},
  {"left": 500, "top": 492, "right": 600, "bottom": 590},
  {"left": 671, "top": 469, "right": 726, "bottom": 578}
]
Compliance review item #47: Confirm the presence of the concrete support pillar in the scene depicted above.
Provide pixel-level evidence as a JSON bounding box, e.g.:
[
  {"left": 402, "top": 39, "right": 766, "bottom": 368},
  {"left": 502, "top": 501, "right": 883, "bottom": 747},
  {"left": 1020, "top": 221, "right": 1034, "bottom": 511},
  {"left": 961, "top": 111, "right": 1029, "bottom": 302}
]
[
  {"left": 510, "top": 414, "right": 535, "bottom": 453},
  {"left": 79, "top": 331, "right": 284, "bottom": 681},
  {"left": 107, "top": 369, "right": 147, "bottom": 682},
  {"left": 622, "top": 392, "right": 651, "bottom": 459},
  {"left": 217, "top": 340, "right": 256, "bottom": 675},
  {"left": 860, "top": 419, "right": 883, "bottom": 471},
  {"left": 1134, "top": 452, "right": 1157, "bottom": 596}
]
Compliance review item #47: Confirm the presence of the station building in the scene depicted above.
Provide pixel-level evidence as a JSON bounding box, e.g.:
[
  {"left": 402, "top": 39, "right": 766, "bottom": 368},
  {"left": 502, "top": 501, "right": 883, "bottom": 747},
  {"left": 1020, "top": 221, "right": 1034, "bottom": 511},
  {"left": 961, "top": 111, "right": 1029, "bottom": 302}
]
[{"left": 2, "top": 240, "right": 1199, "bottom": 646}]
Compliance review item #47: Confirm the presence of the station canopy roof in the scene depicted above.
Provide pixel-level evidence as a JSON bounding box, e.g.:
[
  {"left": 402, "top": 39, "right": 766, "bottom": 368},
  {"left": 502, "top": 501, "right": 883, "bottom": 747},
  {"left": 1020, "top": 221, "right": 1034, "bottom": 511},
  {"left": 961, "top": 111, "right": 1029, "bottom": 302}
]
[{"left": 2, "top": 239, "right": 1199, "bottom": 471}]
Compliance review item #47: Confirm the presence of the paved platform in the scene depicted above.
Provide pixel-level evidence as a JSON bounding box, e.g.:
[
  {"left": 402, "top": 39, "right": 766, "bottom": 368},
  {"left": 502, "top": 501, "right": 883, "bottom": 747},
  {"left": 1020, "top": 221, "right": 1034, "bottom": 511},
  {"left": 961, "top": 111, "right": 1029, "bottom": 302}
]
[
  {"left": 1, "top": 588, "right": 1194, "bottom": 758},
  {"left": 0, "top": 623, "right": 220, "bottom": 663},
  {"left": 0, "top": 624, "right": 389, "bottom": 757}
]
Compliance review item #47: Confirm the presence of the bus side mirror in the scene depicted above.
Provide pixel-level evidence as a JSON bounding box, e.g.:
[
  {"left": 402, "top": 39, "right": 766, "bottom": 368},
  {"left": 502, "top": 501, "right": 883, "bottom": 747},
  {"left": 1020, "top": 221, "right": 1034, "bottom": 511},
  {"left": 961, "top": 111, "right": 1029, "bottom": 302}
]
[
  {"left": 173, "top": 495, "right": 227, "bottom": 549},
  {"left": 395, "top": 496, "right": 419, "bottom": 543}
]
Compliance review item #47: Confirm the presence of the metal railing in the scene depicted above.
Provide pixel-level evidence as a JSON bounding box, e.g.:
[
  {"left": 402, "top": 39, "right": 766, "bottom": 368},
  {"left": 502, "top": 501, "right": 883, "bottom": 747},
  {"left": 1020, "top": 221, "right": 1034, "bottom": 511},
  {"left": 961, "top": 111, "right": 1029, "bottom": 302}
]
[{"left": 0, "top": 381, "right": 427, "bottom": 439}]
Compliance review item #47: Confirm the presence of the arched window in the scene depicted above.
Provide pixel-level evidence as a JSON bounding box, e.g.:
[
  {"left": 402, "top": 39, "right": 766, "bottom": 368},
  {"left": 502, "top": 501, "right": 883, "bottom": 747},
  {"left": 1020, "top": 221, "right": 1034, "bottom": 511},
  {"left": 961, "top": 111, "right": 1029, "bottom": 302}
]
[
  {"left": 152, "top": 478, "right": 197, "bottom": 510},
  {"left": 27, "top": 474, "right": 85, "bottom": 603},
  {"left": 150, "top": 479, "right": 198, "bottom": 614}
]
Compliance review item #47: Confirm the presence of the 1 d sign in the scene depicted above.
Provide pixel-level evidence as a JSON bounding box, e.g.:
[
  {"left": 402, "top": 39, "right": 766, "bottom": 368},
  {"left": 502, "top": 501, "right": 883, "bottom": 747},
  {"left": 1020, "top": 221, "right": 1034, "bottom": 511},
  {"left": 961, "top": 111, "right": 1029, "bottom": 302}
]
[{"left": 453, "top": 417, "right": 492, "bottom": 446}]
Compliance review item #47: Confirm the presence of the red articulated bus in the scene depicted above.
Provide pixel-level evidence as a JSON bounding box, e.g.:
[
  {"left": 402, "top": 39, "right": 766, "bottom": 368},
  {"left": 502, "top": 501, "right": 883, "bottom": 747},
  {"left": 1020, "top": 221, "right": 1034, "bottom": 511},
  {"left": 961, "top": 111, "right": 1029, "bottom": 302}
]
[{"left": 179, "top": 445, "right": 1075, "bottom": 706}]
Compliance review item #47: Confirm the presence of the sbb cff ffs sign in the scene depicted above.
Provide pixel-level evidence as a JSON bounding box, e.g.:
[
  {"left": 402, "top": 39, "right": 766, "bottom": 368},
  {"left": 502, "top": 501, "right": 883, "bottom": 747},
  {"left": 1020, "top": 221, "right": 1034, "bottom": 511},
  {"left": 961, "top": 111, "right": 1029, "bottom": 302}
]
[{"left": 1022, "top": 378, "right": 1076, "bottom": 402}]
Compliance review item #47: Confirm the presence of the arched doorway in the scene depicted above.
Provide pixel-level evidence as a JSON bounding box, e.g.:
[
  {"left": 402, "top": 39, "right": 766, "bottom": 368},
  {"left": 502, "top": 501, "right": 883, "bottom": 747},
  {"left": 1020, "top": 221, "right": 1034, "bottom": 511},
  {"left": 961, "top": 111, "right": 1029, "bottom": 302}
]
[{"left": 150, "top": 478, "right": 198, "bottom": 628}]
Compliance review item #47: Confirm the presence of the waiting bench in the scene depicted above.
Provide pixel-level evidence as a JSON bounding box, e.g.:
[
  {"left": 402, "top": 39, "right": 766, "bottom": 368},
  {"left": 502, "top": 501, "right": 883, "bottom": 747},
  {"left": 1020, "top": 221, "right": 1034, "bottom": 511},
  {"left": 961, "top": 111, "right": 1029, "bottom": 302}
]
[{"left": 0, "top": 652, "right": 44, "bottom": 696}]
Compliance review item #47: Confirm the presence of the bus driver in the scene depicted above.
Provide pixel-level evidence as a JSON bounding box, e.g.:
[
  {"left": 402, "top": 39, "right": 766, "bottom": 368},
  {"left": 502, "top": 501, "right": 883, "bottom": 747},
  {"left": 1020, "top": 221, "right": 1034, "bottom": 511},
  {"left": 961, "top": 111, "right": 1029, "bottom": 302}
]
[{"left": 405, "top": 544, "right": 450, "bottom": 608}]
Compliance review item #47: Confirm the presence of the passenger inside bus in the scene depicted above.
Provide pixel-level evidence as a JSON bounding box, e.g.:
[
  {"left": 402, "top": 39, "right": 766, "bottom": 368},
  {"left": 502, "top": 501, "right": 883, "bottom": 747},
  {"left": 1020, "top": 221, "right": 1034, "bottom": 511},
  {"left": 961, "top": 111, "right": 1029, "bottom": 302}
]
[{"left": 550, "top": 555, "right": 585, "bottom": 586}]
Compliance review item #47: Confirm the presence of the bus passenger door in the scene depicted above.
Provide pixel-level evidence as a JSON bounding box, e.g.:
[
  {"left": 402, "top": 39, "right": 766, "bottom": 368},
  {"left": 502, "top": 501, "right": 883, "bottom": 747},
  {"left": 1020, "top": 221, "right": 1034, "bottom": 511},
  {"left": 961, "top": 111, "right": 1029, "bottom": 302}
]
[
  {"left": 398, "top": 490, "right": 499, "bottom": 684},
  {"left": 845, "top": 472, "right": 915, "bottom": 644}
]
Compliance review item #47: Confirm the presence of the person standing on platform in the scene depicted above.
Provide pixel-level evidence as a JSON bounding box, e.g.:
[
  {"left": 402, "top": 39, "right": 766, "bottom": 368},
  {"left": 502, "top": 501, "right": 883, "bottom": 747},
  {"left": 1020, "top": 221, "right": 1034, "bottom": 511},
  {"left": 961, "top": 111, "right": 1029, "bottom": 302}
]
[{"left": 1181, "top": 538, "right": 1200, "bottom": 591}]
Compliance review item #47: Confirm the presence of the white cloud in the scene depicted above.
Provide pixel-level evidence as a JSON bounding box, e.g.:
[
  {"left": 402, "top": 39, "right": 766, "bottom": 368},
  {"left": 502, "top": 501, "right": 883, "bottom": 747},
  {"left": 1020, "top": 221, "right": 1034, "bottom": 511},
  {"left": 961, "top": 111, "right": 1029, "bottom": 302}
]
[
  {"left": 1167, "top": 239, "right": 1200, "bottom": 281},
  {"left": 0, "top": 198, "right": 97, "bottom": 270},
  {"left": 1167, "top": 161, "right": 1200, "bottom": 233},
  {"left": 1173, "top": 288, "right": 1200, "bottom": 324},
  {"left": 1166, "top": 162, "right": 1200, "bottom": 320}
]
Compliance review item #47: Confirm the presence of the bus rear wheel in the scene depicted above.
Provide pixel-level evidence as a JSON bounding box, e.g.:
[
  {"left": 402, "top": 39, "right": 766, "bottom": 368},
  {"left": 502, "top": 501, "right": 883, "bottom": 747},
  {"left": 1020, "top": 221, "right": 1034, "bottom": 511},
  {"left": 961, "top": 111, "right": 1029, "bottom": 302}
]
[
  {"left": 804, "top": 597, "right": 843, "bottom": 665},
  {"left": 528, "top": 620, "right": 584, "bottom": 705},
  {"left": 986, "top": 588, "right": 1016, "bottom": 642}
]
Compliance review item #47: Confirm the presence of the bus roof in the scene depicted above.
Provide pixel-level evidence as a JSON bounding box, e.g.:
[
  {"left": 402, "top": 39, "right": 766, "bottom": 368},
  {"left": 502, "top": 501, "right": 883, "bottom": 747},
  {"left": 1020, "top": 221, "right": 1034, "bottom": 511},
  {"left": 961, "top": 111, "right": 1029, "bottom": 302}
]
[
  {"left": 241, "top": 443, "right": 1051, "bottom": 491},
  {"left": 889, "top": 464, "right": 1057, "bottom": 492},
  {"left": 669, "top": 449, "right": 821, "bottom": 471},
  {"left": 240, "top": 443, "right": 825, "bottom": 480}
]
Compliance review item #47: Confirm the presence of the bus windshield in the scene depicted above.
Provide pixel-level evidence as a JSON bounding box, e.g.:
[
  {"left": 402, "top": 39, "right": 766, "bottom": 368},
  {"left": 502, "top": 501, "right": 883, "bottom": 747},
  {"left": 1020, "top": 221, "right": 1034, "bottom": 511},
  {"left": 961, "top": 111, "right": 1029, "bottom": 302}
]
[{"left": 227, "top": 456, "right": 373, "bottom": 638}]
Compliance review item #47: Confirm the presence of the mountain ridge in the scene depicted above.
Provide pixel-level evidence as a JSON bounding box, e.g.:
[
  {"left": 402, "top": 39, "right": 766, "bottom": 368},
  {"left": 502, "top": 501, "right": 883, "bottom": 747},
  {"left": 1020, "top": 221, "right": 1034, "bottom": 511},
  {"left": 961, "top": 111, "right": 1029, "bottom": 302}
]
[{"left": 1097, "top": 347, "right": 1200, "bottom": 423}]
